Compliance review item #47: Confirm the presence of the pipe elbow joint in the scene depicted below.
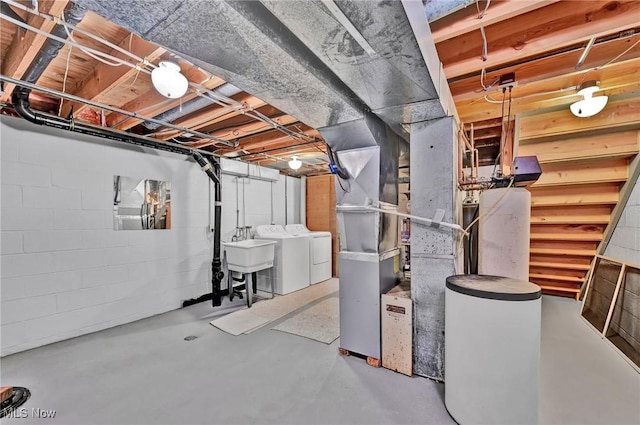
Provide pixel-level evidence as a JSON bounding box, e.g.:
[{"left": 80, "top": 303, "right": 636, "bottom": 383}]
[{"left": 11, "top": 88, "right": 39, "bottom": 125}]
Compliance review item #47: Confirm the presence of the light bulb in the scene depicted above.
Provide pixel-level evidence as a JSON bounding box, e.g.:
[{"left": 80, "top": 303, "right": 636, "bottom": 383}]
[{"left": 288, "top": 156, "right": 302, "bottom": 170}]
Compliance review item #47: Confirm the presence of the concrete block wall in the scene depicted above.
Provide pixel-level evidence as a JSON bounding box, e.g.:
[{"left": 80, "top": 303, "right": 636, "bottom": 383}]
[
  {"left": 1, "top": 117, "right": 214, "bottom": 356},
  {"left": 605, "top": 176, "right": 640, "bottom": 265}
]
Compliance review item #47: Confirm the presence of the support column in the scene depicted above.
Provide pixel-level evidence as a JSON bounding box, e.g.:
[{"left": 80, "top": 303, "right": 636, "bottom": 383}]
[{"left": 410, "top": 116, "right": 460, "bottom": 381}]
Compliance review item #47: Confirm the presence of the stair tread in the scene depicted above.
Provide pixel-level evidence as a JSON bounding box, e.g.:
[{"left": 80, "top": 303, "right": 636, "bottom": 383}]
[
  {"left": 529, "top": 261, "right": 592, "bottom": 271},
  {"left": 529, "top": 273, "right": 585, "bottom": 283},
  {"left": 538, "top": 284, "right": 581, "bottom": 293},
  {"left": 530, "top": 247, "right": 595, "bottom": 256},
  {"left": 531, "top": 215, "right": 610, "bottom": 224},
  {"left": 530, "top": 233, "right": 603, "bottom": 241}
]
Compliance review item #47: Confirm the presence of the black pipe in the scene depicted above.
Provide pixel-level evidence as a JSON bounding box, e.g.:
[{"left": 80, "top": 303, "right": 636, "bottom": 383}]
[
  {"left": 1, "top": 3, "right": 25, "bottom": 24},
  {"left": 190, "top": 150, "right": 223, "bottom": 306},
  {"left": 211, "top": 160, "right": 223, "bottom": 306},
  {"left": 12, "top": 88, "right": 201, "bottom": 156}
]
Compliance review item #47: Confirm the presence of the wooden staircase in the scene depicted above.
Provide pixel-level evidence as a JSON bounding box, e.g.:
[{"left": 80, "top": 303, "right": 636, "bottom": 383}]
[{"left": 519, "top": 130, "right": 639, "bottom": 299}]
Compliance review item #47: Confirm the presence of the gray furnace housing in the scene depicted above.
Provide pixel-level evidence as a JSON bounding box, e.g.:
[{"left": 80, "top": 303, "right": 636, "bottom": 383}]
[{"left": 320, "top": 111, "right": 402, "bottom": 359}]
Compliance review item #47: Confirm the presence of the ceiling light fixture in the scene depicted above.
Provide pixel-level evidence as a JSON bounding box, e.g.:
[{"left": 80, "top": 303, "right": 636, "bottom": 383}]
[
  {"left": 570, "top": 80, "right": 608, "bottom": 118},
  {"left": 151, "top": 61, "right": 189, "bottom": 99},
  {"left": 288, "top": 156, "right": 302, "bottom": 170}
]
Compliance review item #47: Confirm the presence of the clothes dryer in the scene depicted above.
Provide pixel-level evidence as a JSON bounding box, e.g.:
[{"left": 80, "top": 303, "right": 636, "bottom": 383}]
[{"left": 285, "top": 224, "right": 332, "bottom": 284}]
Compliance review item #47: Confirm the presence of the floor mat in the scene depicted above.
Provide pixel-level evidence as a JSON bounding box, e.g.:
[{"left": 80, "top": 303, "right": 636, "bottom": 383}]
[
  {"left": 210, "top": 278, "right": 339, "bottom": 335},
  {"left": 272, "top": 296, "right": 340, "bottom": 344}
]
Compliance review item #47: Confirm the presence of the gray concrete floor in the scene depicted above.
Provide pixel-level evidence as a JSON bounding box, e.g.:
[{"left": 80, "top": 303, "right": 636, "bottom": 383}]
[{"left": 1, "top": 295, "right": 638, "bottom": 424}]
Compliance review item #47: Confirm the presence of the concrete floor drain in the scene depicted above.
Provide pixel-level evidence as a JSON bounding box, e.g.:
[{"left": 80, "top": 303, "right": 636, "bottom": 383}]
[{"left": 184, "top": 336, "right": 198, "bottom": 341}]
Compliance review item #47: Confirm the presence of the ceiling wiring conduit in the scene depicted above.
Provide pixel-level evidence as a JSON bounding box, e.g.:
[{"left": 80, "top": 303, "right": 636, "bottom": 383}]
[
  {"left": 1, "top": 75, "right": 238, "bottom": 148},
  {"left": 1, "top": 2, "right": 317, "bottom": 144},
  {"left": 10, "top": 87, "right": 215, "bottom": 158}
]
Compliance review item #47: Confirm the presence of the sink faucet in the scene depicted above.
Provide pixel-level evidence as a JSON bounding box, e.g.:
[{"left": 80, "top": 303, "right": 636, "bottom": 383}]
[{"left": 232, "top": 226, "right": 253, "bottom": 241}]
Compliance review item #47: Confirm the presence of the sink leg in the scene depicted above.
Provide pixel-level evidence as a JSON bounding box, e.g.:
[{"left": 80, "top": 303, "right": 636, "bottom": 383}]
[
  {"left": 270, "top": 267, "right": 275, "bottom": 299},
  {"left": 252, "top": 272, "right": 257, "bottom": 294},
  {"left": 228, "top": 272, "right": 234, "bottom": 302},
  {"left": 246, "top": 273, "right": 252, "bottom": 308}
]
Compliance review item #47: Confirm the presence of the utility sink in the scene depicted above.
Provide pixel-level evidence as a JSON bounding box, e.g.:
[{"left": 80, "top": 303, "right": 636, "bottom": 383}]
[{"left": 222, "top": 239, "right": 276, "bottom": 273}]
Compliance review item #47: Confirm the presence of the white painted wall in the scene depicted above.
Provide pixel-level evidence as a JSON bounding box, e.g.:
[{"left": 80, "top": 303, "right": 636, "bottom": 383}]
[
  {"left": 0, "top": 116, "right": 299, "bottom": 355},
  {"left": 605, "top": 177, "right": 640, "bottom": 264},
  {"left": 219, "top": 174, "right": 301, "bottom": 240}
]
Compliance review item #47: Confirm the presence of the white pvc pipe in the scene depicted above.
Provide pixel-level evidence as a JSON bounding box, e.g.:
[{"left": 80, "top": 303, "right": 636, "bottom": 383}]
[{"left": 362, "top": 205, "right": 467, "bottom": 234}]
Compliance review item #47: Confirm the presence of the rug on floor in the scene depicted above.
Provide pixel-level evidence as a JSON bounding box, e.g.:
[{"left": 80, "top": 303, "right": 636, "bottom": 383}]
[
  {"left": 210, "top": 278, "right": 339, "bottom": 335},
  {"left": 271, "top": 296, "right": 339, "bottom": 344}
]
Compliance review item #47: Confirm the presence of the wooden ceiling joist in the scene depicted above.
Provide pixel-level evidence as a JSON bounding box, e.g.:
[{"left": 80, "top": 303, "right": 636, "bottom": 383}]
[
  {"left": 437, "top": 0, "right": 640, "bottom": 79},
  {"left": 155, "top": 93, "right": 268, "bottom": 141},
  {"left": 190, "top": 114, "right": 300, "bottom": 149},
  {"left": 450, "top": 32, "right": 640, "bottom": 102},
  {"left": 430, "top": 0, "right": 560, "bottom": 44},
  {"left": 60, "top": 33, "right": 166, "bottom": 117},
  {"left": 1, "top": 0, "right": 70, "bottom": 102},
  {"left": 237, "top": 129, "right": 321, "bottom": 152},
  {"left": 456, "top": 58, "right": 640, "bottom": 123},
  {"left": 107, "top": 72, "right": 226, "bottom": 130}
]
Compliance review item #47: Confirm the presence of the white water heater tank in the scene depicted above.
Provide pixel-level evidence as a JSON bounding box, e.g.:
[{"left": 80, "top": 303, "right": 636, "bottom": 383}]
[{"left": 478, "top": 187, "right": 531, "bottom": 281}]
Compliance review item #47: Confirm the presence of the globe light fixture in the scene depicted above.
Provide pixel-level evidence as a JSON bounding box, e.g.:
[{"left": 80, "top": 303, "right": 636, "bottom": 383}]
[
  {"left": 151, "top": 61, "right": 189, "bottom": 99},
  {"left": 570, "top": 80, "right": 608, "bottom": 118},
  {"left": 288, "top": 156, "right": 302, "bottom": 170}
]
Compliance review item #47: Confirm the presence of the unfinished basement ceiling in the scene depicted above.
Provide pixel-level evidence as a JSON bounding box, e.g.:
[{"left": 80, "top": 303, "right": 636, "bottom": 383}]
[
  {"left": 2, "top": 1, "right": 639, "bottom": 172},
  {"left": 427, "top": 0, "right": 640, "bottom": 165}
]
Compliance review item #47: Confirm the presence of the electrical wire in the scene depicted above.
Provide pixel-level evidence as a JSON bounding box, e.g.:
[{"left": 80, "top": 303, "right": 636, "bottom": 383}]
[
  {"left": 457, "top": 176, "right": 514, "bottom": 256},
  {"left": 479, "top": 67, "right": 500, "bottom": 92},
  {"left": 58, "top": 45, "right": 72, "bottom": 116},
  {"left": 493, "top": 88, "right": 506, "bottom": 178},
  {"left": 1, "top": 13, "right": 142, "bottom": 70},
  {"left": 505, "top": 85, "right": 513, "bottom": 154},
  {"left": 479, "top": 26, "right": 488, "bottom": 61},
  {"left": 475, "top": 0, "right": 491, "bottom": 19},
  {"left": 62, "top": 12, "right": 124, "bottom": 67},
  {"left": 4, "top": 0, "right": 149, "bottom": 65},
  {"left": 484, "top": 85, "right": 579, "bottom": 104},
  {"left": 579, "top": 37, "right": 640, "bottom": 86}
]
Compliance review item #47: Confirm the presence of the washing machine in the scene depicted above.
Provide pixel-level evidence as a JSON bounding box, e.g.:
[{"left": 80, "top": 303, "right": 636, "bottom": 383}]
[
  {"left": 285, "top": 224, "right": 332, "bottom": 284},
  {"left": 254, "top": 225, "right": 310, "bottom": 295}
]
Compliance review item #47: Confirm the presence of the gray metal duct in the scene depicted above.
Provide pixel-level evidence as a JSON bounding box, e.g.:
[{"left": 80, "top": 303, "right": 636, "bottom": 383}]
[
  {"left": 75, "top": 0, "right": 365, "bottom": 129},
  {"left": 142, "top": 83, "right": 242, "bottom": 129},
  {"left": 322, "top": 111, "right": 401, "bottom": 359},
  {"left": 73, "top": 0, "right": 450, "bottom": 135},
  {"left": 424, "top": 0, "right": 476, "bottom": 22},
  {"left": 22, "top": 2, "right": 86, "bottom": 84}
]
